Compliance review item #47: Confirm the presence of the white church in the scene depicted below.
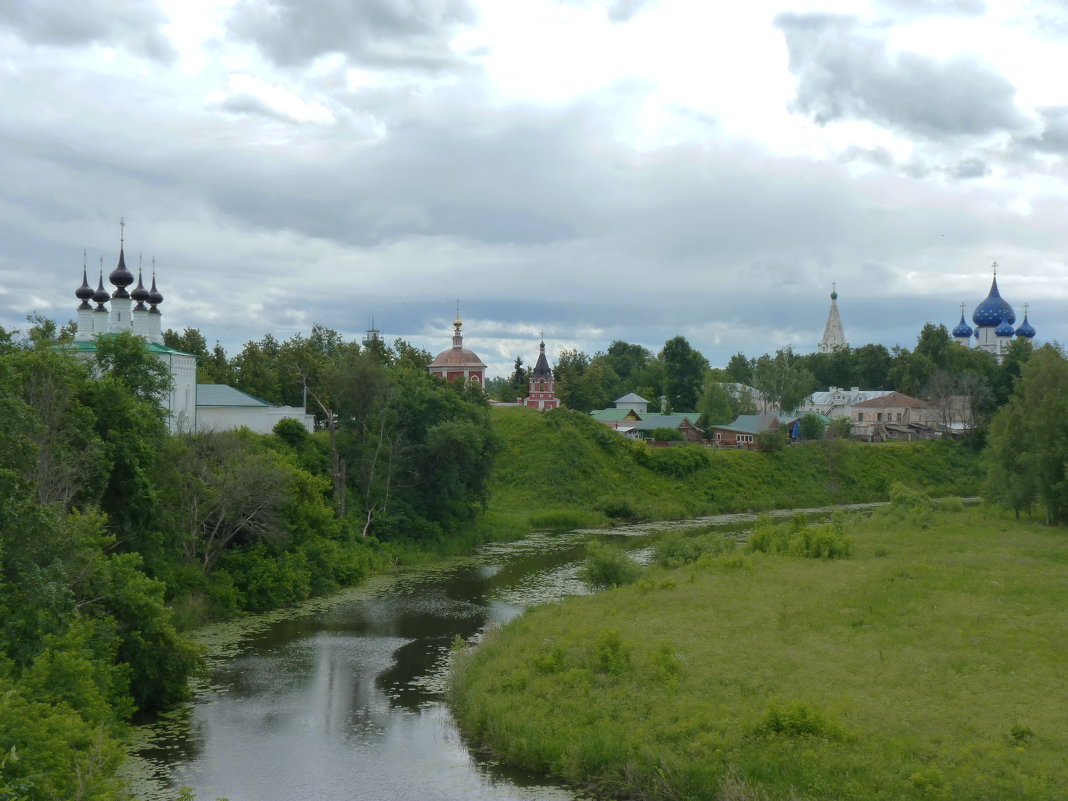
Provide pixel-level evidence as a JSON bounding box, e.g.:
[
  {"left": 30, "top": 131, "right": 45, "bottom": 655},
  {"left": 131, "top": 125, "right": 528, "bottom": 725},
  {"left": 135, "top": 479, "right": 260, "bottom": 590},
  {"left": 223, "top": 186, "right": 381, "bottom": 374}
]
[
  {"left": 950, "top": 263, "right": 1035, "bottom": 361},
  {"left": 68, "top": 226, "right": 312, "bottom": 434}
]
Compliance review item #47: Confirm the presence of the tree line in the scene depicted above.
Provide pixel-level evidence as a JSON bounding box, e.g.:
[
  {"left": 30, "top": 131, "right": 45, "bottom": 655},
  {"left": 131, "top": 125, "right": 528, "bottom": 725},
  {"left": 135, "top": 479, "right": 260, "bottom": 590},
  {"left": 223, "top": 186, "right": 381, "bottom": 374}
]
[
  {"left": 491, "top": 325, "right": 1032, "bottom": 435},
  {"left": 0, "top": 319, "right": 498, "bottom": 799}
]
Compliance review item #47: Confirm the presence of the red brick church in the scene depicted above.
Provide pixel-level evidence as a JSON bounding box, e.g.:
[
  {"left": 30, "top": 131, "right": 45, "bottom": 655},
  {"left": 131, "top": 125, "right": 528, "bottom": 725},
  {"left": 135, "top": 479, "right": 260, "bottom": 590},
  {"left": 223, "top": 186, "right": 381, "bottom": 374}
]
[{"left": 427, "top": 313, "right": 487, "bottom": 387}]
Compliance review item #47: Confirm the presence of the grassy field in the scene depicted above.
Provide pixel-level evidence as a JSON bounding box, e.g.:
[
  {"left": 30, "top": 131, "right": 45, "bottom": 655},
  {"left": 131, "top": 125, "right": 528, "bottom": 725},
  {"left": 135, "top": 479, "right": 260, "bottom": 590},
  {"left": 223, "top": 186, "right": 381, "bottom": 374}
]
[
  {"left": 451, "top": 501, "right": 1068, "bottom": 800},
  {"left": 476, "top": 406, "right": 980, "bottom": 539}
]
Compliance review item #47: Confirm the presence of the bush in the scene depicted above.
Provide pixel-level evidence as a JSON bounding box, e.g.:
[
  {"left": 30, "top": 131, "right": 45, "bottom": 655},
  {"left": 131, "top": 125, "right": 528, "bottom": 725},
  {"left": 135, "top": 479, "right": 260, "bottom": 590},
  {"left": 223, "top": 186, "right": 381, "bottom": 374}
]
[
  {"left": 648, "top": 426, "right": 683, "bottom": 442},
  {"left": 746, "top": 515, "right": 853, "bottom": 559},
  {"left": 653, "top": 531, "right": 735, "bottom": 568},
  {"left": 597, "top": 496, "right": 640, "bottom": 521},
  {"left": 757, "top": 429, "right": 788, "bottom": 452},
  {"left": 756, "top": 700, "right": 846, "bottom": 740},
  {"left": 877, "top": 482, "right": 935, "bottom": 528},
  {"left": 798, "top": 414, "right": 827, "bottom": 441},
  {"left": 580, "top": 542, "right": 644, "bottom": 589}
]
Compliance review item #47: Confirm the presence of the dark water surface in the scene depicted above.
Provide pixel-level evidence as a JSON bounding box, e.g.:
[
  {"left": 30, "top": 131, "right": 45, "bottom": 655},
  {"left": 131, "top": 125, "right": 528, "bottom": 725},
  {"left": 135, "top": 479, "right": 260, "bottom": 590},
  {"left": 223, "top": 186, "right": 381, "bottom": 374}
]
[
  {"left": 125, "top": 531, "right": 600, "bottom": 801},
  {"left": 125, "top": 506, "right": 877, "bottom": 801}
]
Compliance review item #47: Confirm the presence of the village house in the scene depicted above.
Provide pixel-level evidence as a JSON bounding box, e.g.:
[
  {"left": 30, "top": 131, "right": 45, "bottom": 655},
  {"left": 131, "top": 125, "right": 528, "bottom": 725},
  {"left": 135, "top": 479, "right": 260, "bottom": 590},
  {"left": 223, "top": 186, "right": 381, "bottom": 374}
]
[{"left": 851, "top": 391, "right": 939, "bottom": 441}]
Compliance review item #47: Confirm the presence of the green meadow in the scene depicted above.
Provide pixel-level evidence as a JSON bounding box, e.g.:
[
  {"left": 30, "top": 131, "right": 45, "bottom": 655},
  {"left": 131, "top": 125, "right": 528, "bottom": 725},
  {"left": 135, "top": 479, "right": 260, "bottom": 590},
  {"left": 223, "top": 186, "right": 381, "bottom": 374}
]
[
  {"left": 451, "top": 501, "right": 1068, "bottom": 800},
  {"left": 477, "top": 406, "right": 980, "bottom": 538}
]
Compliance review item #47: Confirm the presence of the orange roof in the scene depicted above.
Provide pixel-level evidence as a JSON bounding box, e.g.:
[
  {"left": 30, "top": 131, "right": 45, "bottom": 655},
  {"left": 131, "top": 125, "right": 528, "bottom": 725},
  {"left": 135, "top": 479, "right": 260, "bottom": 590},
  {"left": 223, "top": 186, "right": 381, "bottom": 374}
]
[{"left": 428, "top": 346, "right": 486, "bottom": 369}]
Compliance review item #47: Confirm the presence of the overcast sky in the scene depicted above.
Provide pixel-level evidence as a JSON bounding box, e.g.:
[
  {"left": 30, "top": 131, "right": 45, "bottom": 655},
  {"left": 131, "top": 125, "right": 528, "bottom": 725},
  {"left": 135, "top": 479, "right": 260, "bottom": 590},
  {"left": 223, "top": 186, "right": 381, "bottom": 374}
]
[{"left": 2, "top": 0, "right": 1067, "bottom": 377}]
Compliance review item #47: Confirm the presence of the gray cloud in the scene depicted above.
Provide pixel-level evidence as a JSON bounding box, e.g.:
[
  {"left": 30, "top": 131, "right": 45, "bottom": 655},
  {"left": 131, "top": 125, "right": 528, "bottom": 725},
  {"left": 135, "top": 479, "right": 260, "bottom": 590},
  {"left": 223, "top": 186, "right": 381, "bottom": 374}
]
[
  {"left": 228, "top": 0, "right": 477, "bottom": 69},
  {"left": 951, "top": 156, "right": 989, "bottom": 179},
  {"left": 776, "top": 13, "right": 1027, "bottom": 139},
  {"left": 1020, "top": 106, "right": 1068, "bottom": 153},
  {"left": 0, "top": 0, "right": 175, "bottom": 60},
  {"left": 216, "top": 93, "right": 301, "bottom": 124}
]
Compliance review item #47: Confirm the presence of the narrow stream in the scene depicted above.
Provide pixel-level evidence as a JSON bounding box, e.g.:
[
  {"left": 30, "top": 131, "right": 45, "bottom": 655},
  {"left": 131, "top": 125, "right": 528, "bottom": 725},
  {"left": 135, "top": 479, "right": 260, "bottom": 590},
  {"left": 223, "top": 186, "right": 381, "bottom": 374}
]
[{"left": 124, "top": 505, "right": 880, "bottom": 801}]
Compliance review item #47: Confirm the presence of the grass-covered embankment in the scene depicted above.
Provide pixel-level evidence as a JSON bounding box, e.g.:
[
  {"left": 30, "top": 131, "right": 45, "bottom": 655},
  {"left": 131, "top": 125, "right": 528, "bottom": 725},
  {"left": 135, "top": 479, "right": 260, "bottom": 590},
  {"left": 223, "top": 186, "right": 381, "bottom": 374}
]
[
  {"left": 451, "top": 498, "right": 1068, "bottom": 800},
  {"left": 479, "top": 406, "right": 980, "bottom": 536}
]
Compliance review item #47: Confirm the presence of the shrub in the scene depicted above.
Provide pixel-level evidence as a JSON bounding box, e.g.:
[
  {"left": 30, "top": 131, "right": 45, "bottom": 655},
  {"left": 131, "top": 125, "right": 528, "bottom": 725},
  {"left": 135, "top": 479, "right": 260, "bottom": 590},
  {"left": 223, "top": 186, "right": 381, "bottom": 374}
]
[
  {"left": 937, "top": 496, "right": 966, "bottom": 513},
  {"left": 877, "top": 482, "right": 935, "bottom": 528},
  {"left": 797, "top": 414, "right": 827, "bottom": 440},
  {"left": 756, "top": 700, "right": 846, "bottom": 740},
  {"left": 580, "top": 542, "right": 644, "bottom": 589},
  {"left": 648, "top": 426, "right": 683, "bottom": 442},
  {"left": 746, "top": 515, "right": 853, "bottom": 559},
  {"left": 653, "top": 531, "right": 735, "bottom": 568},
  {"left": 593, "top": 630, "right": 631, "bottom": 675},
  {"left": 597, "top": 496, "right": 640, "bottom": 522},
  {"left": 757, "top": 429, "right": 787, "bottom": 452},
  {"left": 272, "top": 417, "right": 310, "bottom": 447}
]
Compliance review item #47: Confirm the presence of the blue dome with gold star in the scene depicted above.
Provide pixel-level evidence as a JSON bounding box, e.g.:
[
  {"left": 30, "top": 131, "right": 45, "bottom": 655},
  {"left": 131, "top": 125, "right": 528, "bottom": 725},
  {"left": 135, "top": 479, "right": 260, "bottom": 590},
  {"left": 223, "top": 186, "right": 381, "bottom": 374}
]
[
  {"left": 952, "top": 313, "right": 973, "bottom": 339},
  {"left": 1016, "top": 312, "right": 1036, "bottom": 339},
  {"left": 972, "top": 277, "right": 1015, "bottom": 328}
]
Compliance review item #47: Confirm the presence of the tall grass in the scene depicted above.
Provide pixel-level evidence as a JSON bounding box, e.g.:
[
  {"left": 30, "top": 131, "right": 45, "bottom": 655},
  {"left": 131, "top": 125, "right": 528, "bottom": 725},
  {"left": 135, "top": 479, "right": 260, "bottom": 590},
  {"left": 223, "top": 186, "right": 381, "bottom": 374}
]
[
  {"left": 484, "top": 407, "right": 980, "bottom": 538},
  {"left": 451, "top": 504, "right": 1068, "bottom": 800}
]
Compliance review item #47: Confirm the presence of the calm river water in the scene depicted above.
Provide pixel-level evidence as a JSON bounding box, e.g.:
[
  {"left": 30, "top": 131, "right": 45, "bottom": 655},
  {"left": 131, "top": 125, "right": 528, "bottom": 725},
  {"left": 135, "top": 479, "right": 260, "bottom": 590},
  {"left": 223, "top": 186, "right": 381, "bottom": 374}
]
[{"left": 124, "top": 507, "right": 870, "bottom": 801}]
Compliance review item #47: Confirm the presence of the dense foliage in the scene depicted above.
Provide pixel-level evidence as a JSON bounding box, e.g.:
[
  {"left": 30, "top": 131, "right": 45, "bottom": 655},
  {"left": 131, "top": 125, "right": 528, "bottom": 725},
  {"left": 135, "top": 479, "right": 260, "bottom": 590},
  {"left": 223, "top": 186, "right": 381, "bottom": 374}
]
[
  {"left": 0, "top": 322, "right": 498, "bottom": 799},
  {"left": 545, "top": 325, "right": 1032, "bottom": 434},
  {"left": 984, "top": 344, "right": 1068, "bottom": 523},
  {"left": 452, "top": 500, "right": 1068, "bottom": 800}
]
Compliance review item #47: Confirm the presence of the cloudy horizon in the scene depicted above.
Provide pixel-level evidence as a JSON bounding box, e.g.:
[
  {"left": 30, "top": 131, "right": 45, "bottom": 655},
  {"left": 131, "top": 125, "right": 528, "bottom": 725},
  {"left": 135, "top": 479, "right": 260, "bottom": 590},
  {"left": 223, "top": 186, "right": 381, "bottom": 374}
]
[{"left": 2, "top": 0, "right": 1066, "bottom": 378}]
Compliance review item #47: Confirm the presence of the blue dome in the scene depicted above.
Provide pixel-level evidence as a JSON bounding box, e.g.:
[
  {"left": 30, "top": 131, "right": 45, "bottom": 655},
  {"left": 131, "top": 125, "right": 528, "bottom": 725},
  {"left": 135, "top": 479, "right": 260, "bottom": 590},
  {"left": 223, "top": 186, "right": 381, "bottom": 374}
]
[
  {"left": 1016, "top": 313, "right": 1035, "bottom": 339},
  {"left": 952, "top": 313, "right": 973, "bottom": 339},
  {"left": 995, "top": 317, "right": 1016, "bottom": 337},
  {"left": 972, "top": 277, "right": 1015, "bottom": 327}
]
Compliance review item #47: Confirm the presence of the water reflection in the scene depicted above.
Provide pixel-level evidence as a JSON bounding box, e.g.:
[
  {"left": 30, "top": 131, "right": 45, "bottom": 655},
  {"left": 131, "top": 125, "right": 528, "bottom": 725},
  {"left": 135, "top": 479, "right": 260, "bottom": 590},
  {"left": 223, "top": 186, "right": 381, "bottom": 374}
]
[{"left": 127, "top": 511, "right": 873, "bottom": 800}]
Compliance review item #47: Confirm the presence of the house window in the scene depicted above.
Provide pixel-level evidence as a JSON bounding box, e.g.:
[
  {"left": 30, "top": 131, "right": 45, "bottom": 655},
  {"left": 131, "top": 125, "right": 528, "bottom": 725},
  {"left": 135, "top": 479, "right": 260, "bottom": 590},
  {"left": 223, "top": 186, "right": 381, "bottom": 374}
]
[
  {"left": 857, "top": 413, "right": 864, "bottom": 422},
  {"left": 877, "top": 413, "right": 883, "bottom": 422}
]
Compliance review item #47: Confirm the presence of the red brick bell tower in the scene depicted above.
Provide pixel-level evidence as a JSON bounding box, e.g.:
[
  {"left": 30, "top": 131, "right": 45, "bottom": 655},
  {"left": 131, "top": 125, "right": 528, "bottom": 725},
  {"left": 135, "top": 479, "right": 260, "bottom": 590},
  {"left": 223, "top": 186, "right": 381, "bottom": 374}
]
[{"left": 523, "top": 337, "right": 558, "bottom": 410}]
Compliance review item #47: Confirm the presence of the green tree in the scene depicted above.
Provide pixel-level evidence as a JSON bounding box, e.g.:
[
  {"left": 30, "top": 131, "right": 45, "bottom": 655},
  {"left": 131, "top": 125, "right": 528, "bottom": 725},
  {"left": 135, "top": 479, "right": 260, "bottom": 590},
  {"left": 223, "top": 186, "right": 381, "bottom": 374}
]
[
  {"left": 724, "top": 352, "right": 753, "bottom": 385},
  {"left": 699, "top": 377, "right": 737, "bottom": 427},
  {"left": 752, "top": 347, "right": 815, "bottom": 413},
  {"left": 797, "top": 414, "right": 827, "bottom": 441},
  {"left": 983, "top": 345, "right": 1068, "bottom": 523},
  {"left": 659, "top": 336, "right": 707, "bottom": 412}
]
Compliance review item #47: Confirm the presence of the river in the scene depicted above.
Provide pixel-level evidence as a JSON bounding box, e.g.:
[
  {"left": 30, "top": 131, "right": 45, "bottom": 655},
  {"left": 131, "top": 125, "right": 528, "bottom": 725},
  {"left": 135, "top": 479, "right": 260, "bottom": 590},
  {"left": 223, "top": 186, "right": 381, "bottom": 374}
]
[{"left": 124, "top": 506, "right": 877, "bottom": 801}]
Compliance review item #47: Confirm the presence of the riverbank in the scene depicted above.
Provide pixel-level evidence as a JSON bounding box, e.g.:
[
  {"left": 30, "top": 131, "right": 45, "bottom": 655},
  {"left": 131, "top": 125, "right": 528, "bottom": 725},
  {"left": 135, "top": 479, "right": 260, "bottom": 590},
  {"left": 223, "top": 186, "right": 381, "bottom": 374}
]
[
  {"left": 478, "top": 407, "right": 980, "bottom": 536},
  {"left": 450, "top": 500, "right": 1068, "bottom": 800}
]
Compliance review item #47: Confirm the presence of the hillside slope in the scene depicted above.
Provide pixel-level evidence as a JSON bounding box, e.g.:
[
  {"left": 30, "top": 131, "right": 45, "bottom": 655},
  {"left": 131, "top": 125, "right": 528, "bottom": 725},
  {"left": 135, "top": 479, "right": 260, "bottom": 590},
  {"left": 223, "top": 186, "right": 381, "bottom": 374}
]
[{"left": 483, "top": 407, "right": 980, "bottom": 531}]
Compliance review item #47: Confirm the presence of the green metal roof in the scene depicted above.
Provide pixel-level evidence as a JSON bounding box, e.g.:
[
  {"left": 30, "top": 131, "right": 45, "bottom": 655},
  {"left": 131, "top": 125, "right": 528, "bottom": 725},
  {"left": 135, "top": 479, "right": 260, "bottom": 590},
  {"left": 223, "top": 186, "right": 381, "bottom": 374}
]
[
  {"left": 632, "top": 413, "right": 700, "bottom": 430},
  {"left": 196, "top": 384, "right": 272, "bottom": 407},
  {"left": 712, "top": 414, "right": 780, "bottom": 435},
  {"left": 62, "top": 334, "right": 196, "bottom": 358},
  {"left": 591, "top": 408, "right": 640, "bottom": 422}
]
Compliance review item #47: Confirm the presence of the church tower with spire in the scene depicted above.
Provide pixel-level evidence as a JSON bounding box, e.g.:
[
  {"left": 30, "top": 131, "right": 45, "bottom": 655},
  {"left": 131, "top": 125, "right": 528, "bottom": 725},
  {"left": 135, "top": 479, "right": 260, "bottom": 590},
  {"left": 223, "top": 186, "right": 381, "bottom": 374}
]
[
  {"left": 818, "top": 284, "right": 847, "bottom": 353},
  {"left": 522, "top": 336, "right": 558, "bottom": 410}
]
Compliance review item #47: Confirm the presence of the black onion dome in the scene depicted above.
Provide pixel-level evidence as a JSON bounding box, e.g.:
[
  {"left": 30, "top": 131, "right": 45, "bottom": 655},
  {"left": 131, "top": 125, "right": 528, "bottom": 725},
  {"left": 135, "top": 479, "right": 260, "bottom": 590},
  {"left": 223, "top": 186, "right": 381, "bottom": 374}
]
[
  {"left": 131, "top": 269, "right": 150, "bottom": 309},
  {"left": 109, "top": 247, "right": 134, "bottom": 298},
  {"left": 76, "top": 266, "right": 94, "bottom": 309},
  {"left": 531, "top": 341, "right": 552, "bottom": 378},
  {"left": 148, "top": 273, "right": 163, "bottom": 312},
  {"left": 93, "top": 272, "right": 110, "bottom": 309}
]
